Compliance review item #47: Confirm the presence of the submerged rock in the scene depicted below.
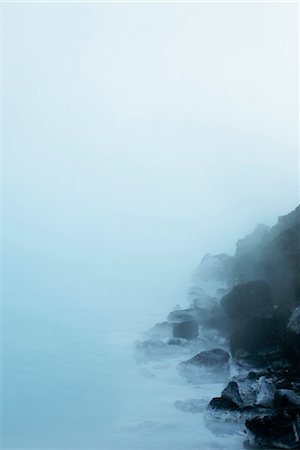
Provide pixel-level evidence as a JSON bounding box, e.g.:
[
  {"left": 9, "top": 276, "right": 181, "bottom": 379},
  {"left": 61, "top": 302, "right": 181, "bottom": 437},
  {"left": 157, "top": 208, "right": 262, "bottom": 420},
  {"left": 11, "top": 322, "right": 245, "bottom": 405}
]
[
  {"left": 143, "top": 321, "right": 172, "bottom": 340},
  {"left": 182, "top": 348, "right": 230, "bottom": 368},
  {"left": 172, "top": 319, "right": 199, "bottom": 340},
  {"left": 174, "top": 398, "right": 207, "bottom": 413},
  {"left": 178, "top": 348, "right": 230, "bottom": 383},
  {"left": 209, "top": 396, "right": 241, "bottom": 412},
  {"left": 168, "top": 307, "right": 209, "bottom": 325}
]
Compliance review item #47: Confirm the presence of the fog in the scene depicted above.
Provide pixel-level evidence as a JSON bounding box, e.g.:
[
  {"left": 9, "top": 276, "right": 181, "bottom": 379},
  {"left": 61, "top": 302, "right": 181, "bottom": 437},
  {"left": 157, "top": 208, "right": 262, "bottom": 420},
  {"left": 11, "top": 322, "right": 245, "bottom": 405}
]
[{"left": 2, "top": 2, "right": 299, "bottom": 449}]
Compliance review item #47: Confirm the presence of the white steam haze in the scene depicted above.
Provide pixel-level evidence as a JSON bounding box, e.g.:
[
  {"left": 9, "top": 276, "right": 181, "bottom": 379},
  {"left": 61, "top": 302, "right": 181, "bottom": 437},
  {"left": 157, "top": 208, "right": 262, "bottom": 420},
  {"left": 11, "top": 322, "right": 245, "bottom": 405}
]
[{"left": 2, "top": 2, "right": 299, "bottom": 449}]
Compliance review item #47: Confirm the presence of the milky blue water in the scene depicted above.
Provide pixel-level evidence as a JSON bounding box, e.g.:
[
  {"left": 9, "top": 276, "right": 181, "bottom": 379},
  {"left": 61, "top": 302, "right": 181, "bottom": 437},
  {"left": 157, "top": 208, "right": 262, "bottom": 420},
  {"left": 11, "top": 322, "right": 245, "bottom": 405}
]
[{"left": 2, "top": 241, "right": 246, "bottom": 449}]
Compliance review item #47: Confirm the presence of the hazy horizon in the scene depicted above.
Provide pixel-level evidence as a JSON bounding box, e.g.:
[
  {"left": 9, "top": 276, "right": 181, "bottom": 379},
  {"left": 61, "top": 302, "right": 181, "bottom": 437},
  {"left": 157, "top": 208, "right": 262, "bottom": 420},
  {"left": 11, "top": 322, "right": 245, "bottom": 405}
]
[{"left": 2, "top": 2, "right": 299, "bottom": 448}]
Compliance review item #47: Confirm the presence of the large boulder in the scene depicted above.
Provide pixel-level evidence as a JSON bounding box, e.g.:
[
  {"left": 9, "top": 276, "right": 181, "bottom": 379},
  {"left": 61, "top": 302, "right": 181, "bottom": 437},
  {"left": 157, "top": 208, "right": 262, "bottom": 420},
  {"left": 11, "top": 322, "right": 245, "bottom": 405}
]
[
  {"left": 178, "top": 348, "right": 229, "bottom": 383},
  {"left": 172, "top": 320, "right": 199, "bottom": 340},
  {"left": 231, "top": 207, "right": 300, "bottom": 307},
  {"left": 181, "top": 348, "right": 230, "bottom": 369},
  {"left": 203, "top": 304, "right": 232, "bottom": 336},
  {"left": 230, "top": 316, "right": 285, "bottom": 367},
  {"left": 221, "top": 280, "right": 273, "bottom": 323},
  {"left": 245, "top": 409, "right": 300, "bottom": 449}
]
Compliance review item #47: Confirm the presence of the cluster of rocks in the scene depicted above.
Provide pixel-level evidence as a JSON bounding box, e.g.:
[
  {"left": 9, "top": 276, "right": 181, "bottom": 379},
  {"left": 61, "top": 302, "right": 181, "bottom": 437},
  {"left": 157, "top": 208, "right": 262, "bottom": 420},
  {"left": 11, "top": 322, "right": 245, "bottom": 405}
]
[{"left": 135, "top": 206, "right": 300, "bottom": 448}]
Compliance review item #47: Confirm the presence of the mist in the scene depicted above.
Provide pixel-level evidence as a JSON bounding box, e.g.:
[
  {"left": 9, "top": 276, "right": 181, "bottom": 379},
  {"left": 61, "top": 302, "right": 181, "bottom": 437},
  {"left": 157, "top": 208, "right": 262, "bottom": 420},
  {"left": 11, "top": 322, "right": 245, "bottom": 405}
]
[{"left": 2, "top": 2, "right": 299, "bottom": 449}]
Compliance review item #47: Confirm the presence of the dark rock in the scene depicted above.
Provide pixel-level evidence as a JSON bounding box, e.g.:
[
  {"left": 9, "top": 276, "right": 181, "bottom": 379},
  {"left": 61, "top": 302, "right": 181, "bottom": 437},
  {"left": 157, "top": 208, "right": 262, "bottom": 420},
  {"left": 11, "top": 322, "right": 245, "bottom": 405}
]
[
  {"left": 221, "top": 381, "right": 244, "bottom": 408},
  {"left": 172, "top": 320, "right": 199, "bottom": 340},
  {"left": 255, "top": 376, "right": 276, "bottom": 408},
  {"left": 245, "top": 409, "right": 300, "bottom": 449},
  {"left": 230, "top": 316, "right": 285, "bottom": 367},
  {"left": 273, "top": 304, "right": 293, "bottom": 328},
  {"left": 168, "top": 307, "right": 209, "bottom": 325},
  {"left": 231, "top": 207, "right": 300, "bottom": 308},
  {"left": 261, "top": 223, "right": 300, "bottom": 307},
  {"left": 183, "top": 348, "right": 230, "bottom": 369},
  {"left": 203, "top": 304, "right": 232, "bottom": 336},
  {"left": 275, "top": 389, "right": 300, "bottom": 408},
  {"left": 221, "top": 280, "right": 273, "bottom": 323},
  {"left": 209, "top": 396, "right": 241, "bottom": 411},
  {"left": 288, "top": 307, "right": 300, "bottom": 335},
  {"left": 187, "top": 286, "right": 218, "bottom": 310},
  {"left": 178, "top": 348, "right": 230, "bottom": 383}
]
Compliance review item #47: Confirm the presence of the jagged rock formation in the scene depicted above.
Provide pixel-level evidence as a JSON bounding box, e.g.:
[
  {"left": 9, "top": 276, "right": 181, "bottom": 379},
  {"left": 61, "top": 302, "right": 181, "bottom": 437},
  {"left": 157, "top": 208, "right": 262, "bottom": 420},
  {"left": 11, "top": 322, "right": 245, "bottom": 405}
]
[{"left": 136, "top": 205, "right": 300, "bottom": 449}]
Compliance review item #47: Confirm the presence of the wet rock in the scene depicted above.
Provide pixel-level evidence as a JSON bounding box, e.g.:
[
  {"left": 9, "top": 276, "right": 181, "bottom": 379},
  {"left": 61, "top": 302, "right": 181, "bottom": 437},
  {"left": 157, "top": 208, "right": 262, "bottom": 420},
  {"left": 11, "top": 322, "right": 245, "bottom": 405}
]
[
  {"left": 172, "top": 320, "right": 199, "bottom": 340},
  {"left": 221, "top": 280, "right": 273, "bottom": 323},
  {"left": 288, "top": 307, "right": 300, "bottom": 334},
  {"left": 221, "top": 381, "right": 244, "bottom": 408},
  {"left": 231, "top": 207, "right": 300, "bottom": 307},
  {"left": 182, "top": 348, "right": 230, "bottom": 369},
  {"left": 255, "top": 376, "right": 276, "bottom": 408},
  {"left": 203, "top": 304, "right": 232, "bottom": 336},
  {"left": 230, "top": 316, "right": 285, "bottom": 367},
  {"left": 275, "top": 389, "right": 300, "bottom": 408},
  {"left": 209, "top": 396, "right": 241, "bottom": 412},
  {"left": 168, "top": 307, "right": 209, "bottom": 325},
  {"left": 245, "top": 409, "right": 300, "bottom": 449},
  {"left": 178, "top": 348, "right": 229, "bottom": 383},
  {"left": 187, "top": 286, "right": 218, "bottom": 310}
]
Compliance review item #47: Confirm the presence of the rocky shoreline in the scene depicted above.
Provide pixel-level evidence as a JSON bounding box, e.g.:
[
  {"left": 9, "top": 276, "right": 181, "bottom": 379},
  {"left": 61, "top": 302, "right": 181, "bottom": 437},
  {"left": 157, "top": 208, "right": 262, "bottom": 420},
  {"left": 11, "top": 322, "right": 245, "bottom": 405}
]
[{"left": 135, "top": 206, "right": 300, "bottom": 449}]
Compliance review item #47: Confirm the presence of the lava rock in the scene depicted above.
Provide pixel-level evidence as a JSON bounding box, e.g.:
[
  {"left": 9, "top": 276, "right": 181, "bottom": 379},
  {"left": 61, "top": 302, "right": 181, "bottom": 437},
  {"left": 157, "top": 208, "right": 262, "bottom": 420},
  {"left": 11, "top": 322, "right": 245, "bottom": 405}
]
[
  {"left": 255, "top": 376, "right": 276, "bottom": 408},
  {"left": 245, "top": 409, "right": 300, "bottom": 449},
  {"left": 275, "top": 389, "right": 300, "bottom": 408},
  {"left": 288, "top": 307, "right": 300, "bottom": 335},
  {"left": 230, "top": 316, "right": 285, "bottom": 367},
  {"left": 209, "top": 396, "right": 241, "bottom": 412},
  {"left": 172, "top": 320, "right": 199, "bottom": 340},
  {"left": 221, "top": 381, "right": 244, "bottom": 408},
  {"left": 221, "top": 280, "right": 273, "bottom": 323},
  {"left": 183, "top": 348, "right": 230, "bottom": 369},
  {"left": 203, "top": 304, "right": 232, "bottom": 336}
]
